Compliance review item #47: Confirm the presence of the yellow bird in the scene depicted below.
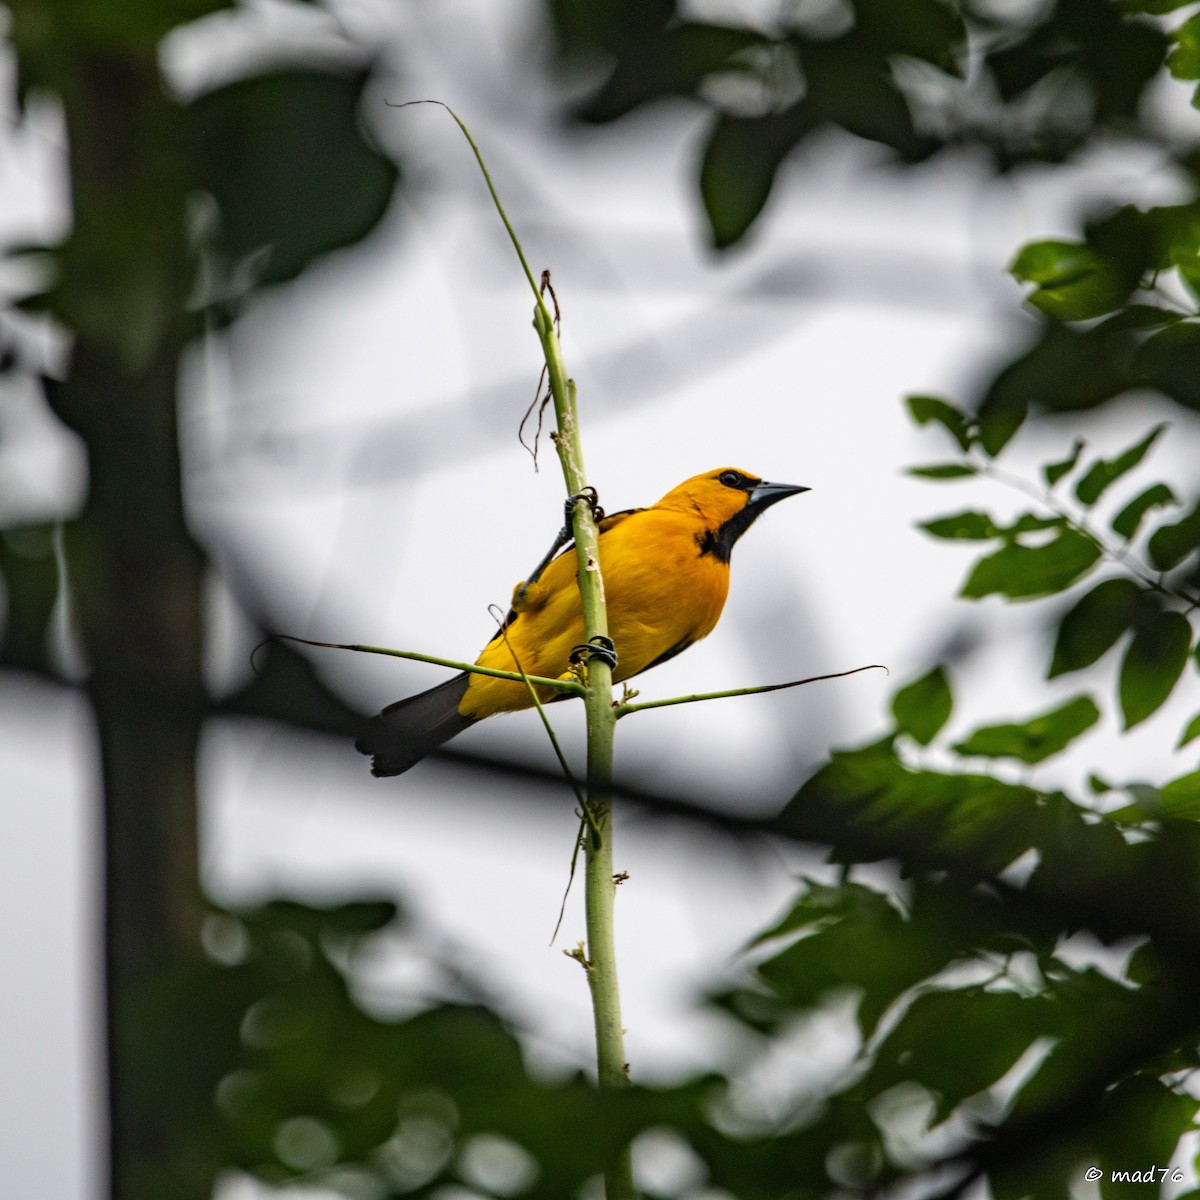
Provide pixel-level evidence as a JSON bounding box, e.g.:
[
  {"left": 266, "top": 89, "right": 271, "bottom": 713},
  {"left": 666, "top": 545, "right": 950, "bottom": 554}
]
[{"left": 356, "top": 467, "right": 808, "bottom": 775}]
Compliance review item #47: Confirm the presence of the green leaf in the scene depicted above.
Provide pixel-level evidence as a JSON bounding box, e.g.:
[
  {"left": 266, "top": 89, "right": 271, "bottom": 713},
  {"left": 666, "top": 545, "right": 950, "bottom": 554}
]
[
  {"left": 999, "top": 513, "right": 1064, "bottom": 537},
  {"left": 1000, "top": 970, "right": 1147, "bottom": 1131},
  {"left": 1042, "top": 439, "right": 1085, "bottom": 487},
  {"left": 782, "top": 737, "right": 1047, "bottom": 877},
  {"left": 1167, "top": 204, "right": 1200, "bottom": 297},
  {"left": 975, "top": 391, "right": 1028, "bottom": 457},
  {"left": 0, "top": 524, "right": 61, "bottom": 675},
  {"left": 746, "top": 874, "right": 854, "bottom": 947},
  {"left": 1118, "top": 0, "right": 1197, "bottom": 13},
  {"left": 1111, "top": 483, "right": 1177, "bottom": 540},
  {"left": 801, "top": 37, "right": 931, "bottom": 158},
  {"left": 1178, "top": 712, "right": 1200, "bottom": 749},
  {"left": 853, "top": 0, "right": 967, "bottom": 71},
  {"left": 1100, "top": 794, "right": 1160, "bottom": 824},
  {"left": 10, "top": 0, "right": 232, "bottom": 52},
  {"left": 751, "top": 882, "right": 914, "bottom": 1037},
  {"left": 187, "top": 67, "right": 400, "bottom": 291},
  {"left": 1177, "top": 259, "right": 1200, "bottom": 306},
  {"left": 982, "top": 325, "right": 1129, "bottom": 428},
  {"left": 1008, "top": 240, "right": 1086, "bottom": 284},
  {"left": 919, "top": 512, "right": 996, "bottom": 540},
  {"left": 1009, "top": 240, "right": 1128, "bottom": 321},
  {"left": 1146, "top": 201, "right": 1200, "bottom": 268},
  {"left": 1160, "top": 768, "right": 1200, "bottom": 819},
  {"left": 907, "top": 463, "right": 979, "bottom": 479},
  {"left": 868, "top": 988, "right": 1049, "bottom": 1124},
  {"left": 699, "top": 107, "right": 812, "bottom": 249},
  {"left": 1073, "top": 423, "right": 1167, "bottom": 506},
  {"left": 1139, "top": 321, "right": 1200, "bottom": 410},
  {"left": 906, "top": 395, "right": 972, "bottom": 450},
  {"left": 961, "top": 529, "right": 1101, "bottom": 601},
  {"left": 1087, "top": 204, "right": 1156, "bottom": 291},
  {"left": 569, "top": 18, "right": 762, "bottom": 123},
  {"left": 953, "top": 696, "right": 1100, "bottom": 764},
  {"left": 748, "top": 877, "right": 1028, "bottom": 1046},
  {"left": 1147, "top": 501, "right": 1200, "bottom": 570},
  {"left": 1167, "top": 14, "right": 1200, "bottom": 81},
  {"left": 1049, "top": 578, "right": 1144, "bottom": 677},
  {"left": 891, "top": 666, "right": 953, "bottom": 746},
  {"left": 1094, "top": 303, "right": 1184, "bottom": 334},
  {"left": 1119, "top": 610, "right": 1193, "bottom": 728}
]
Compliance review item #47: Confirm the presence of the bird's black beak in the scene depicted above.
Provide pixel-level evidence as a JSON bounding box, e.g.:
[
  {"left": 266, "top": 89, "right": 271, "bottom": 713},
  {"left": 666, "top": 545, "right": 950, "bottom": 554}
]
[{"left": 748, "top": 480, "right": 810, "bottom": 513}]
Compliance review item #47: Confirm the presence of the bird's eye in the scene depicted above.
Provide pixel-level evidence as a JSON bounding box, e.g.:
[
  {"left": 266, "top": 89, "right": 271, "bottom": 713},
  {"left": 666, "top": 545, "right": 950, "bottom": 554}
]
[{"left": 718, "top": 470, "right": 743, "bottom": 488}]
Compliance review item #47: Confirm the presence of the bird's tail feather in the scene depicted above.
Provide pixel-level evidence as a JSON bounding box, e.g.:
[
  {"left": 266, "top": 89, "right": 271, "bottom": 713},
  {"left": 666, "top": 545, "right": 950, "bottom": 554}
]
[{"left": 355, "top": 672, "right": 476, "bottom": 777}]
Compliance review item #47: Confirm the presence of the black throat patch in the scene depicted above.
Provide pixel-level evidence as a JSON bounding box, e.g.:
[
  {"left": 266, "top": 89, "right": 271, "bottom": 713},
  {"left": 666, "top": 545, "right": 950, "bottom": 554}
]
[{"left": 696, "top": 504, "right": 761, "bottom": 563}]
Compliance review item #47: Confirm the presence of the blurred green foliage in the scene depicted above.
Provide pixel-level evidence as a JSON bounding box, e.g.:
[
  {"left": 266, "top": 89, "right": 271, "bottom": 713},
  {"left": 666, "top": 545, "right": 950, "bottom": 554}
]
[
  {"left": 188, "top": 67, "right": 398, "bottom": 300},
  {"left": 199, "top": 900, "right": 691, "bottom": 1198},
  {"left": 548, "top": 0, "right": 1195, "bottom": 246}
]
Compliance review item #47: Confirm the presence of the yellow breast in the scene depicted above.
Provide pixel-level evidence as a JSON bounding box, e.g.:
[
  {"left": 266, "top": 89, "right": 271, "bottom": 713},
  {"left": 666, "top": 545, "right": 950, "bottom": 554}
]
[{"left": 461, "top": 507, "right": 731, "bottom": 718}]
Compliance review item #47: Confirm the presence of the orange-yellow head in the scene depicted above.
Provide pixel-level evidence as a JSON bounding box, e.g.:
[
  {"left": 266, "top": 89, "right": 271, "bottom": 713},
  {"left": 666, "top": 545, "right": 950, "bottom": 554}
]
[{"left": 656, "top": 467, "right": 809, "bottom": 562}]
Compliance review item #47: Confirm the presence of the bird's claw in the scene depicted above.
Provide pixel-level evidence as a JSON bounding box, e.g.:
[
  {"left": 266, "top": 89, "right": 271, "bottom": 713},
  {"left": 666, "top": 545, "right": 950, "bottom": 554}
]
[
  {"left": 570, "top": 635, "right": 618, "bottom": 671},
  {"left": 521, "top": 487, "right": 605, "bottom": 599},
  {"left": 565, "top": 486, "right": 604, "bottom": 526}
]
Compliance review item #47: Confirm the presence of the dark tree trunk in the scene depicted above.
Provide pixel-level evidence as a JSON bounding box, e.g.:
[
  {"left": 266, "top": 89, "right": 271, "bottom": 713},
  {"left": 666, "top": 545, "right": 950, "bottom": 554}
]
[{"left": 41, "top": 45, "right": 212, "bottom": 1200}]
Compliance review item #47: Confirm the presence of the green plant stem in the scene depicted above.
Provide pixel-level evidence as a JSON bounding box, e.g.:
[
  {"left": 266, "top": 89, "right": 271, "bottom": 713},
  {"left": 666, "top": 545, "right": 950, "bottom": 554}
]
[
  {"left": 429, "top": 102, "right": 634, "bottom": 1197},
  {"left": 535, "top": 313, "right": 634, "bottom": 1200},
  {"left": 274, "top": 633, "right": 584, "bottom": 695},
  {"left": 615, "top": 664, "right": 887, "bottom": 718},
  {"left": 492, "top": 616, "right": 597, "bottom": 836}
]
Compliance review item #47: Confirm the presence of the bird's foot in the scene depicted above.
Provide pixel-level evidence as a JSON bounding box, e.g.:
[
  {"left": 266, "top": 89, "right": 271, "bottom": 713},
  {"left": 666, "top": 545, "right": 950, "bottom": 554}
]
[
  {"left": 517, "top": 490, "right": 605, "bottom": 607},
  {"left": 569, "top": 635, "right": 618, "bottom": 671},
  {"left": 564, "top": 486, "right": 604, "bottom": 526}
]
